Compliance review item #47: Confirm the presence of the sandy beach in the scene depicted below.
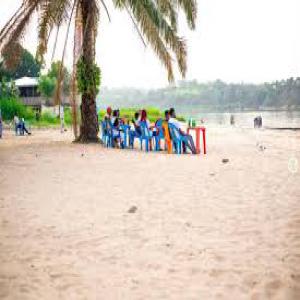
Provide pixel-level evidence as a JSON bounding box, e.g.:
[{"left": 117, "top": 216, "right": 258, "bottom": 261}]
[{"left": 0, "top": 127, "right": 299, "bottom": 300}]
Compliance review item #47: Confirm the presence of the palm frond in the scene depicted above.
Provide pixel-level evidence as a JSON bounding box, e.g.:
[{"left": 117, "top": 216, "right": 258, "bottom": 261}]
[
  {"left": 118, "top": 0, "right": 187, "bottom": 80},
  {"left": 124, "top": 4, "right": 147, "bottom": 47},
  {"left": 36, "top": 1, "right": 52, "bottom": 63},
  {"left": 0, "top": 2, "right": 25, "bottom": 42},
  {"left": 99, "top": 0, "right": 112, "bottom": 22},
  {"left": 36, "top": 0, "right": 73, "bottom": 63},
  {"left": 156, "top": 0, "right": 178, "bottom": 30},
  {"left": 0, "top": 0, "right": 39, "bottom": 51},
  {"left": 54, "top": 0, "right": 77, "bottom": 105},
  {"left": 0, "top": 0, "right": 39, "bottom": 60},
  {"left": 177, "top": 0, "right": 197, "bottom": 29},
  {"left": 120, "top": 0, "right": 175, "bottom": 81},
  {"left": 51, "top": 25, "right": 61, "bottom": 62},
  {"left": 139, "top": 0, "right": 188, "bottom": 77}
]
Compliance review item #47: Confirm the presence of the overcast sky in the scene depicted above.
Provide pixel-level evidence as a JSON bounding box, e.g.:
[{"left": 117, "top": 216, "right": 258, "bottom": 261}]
[{"left": 1, "top": 0, "right": 300, "bottom": 88}]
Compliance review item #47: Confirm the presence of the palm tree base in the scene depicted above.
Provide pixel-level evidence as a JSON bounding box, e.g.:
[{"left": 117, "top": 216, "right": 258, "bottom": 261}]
[{"left": 74, "top": 135, "right": 102, "bottom": 144}]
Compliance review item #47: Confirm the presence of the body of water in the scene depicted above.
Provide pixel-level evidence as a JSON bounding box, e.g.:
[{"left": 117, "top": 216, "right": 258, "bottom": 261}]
[{"left": 179, "top": 110, "right": 300, "bottom": 129}]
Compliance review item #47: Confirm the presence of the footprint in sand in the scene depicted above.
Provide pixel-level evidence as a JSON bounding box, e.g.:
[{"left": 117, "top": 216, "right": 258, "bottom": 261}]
[
  {"left": 290, "top": 273, "right": 300, "bottom": 282},
  {"left": 243, "top": 274, "right": 259, "bottom": 289},
  {"left": 209, "top": 268, "right": 225, "bottom": 278},
  {"left": 265, "top": 279, "right": 284, "bottom": 298}
]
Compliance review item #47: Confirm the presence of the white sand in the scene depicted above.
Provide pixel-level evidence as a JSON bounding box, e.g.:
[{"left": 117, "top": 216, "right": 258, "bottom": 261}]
[{"left": 0, "top": 128, "right": 299, "bottom": 299}]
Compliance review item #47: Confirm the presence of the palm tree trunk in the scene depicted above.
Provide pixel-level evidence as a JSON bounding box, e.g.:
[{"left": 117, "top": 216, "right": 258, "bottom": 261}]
[
  {"left": 71, "top": 5, "right": 82, "bottom": 139},
  {"left": 78, "top": 0, "right": 99, "bottom": 142}
]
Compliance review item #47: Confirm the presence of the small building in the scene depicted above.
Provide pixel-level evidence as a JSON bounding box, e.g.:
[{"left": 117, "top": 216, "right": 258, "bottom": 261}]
[
  {"left": 15, "top": 77, "right": 39, "bottom": 97},
  {"left": 15, "top": 77, "right": 69, "bottom": 111},
  {"left": 15, "top": 77, "right": 44, "bottom": 109}
]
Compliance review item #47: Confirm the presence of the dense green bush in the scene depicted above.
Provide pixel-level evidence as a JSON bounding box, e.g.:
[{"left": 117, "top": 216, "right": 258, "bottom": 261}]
[
  {"left": 38, "top": 75, "right": 56, "bottom": 99},
  {"left": 0, "top": 97, "right": 63, "bottom": 127},
  {"left": 0, "top": 97, "right": 33, "bottom": 120}
]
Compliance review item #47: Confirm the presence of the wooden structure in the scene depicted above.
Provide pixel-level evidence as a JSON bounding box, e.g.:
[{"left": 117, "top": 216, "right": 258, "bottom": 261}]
[{"left": 15, "top": 77, "right": 69, "bottom": 110}]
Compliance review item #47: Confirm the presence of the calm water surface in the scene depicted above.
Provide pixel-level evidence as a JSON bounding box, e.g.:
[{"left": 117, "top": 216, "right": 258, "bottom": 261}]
[{"left": 179, "top": 110, "right": 300, "bottom": 129}]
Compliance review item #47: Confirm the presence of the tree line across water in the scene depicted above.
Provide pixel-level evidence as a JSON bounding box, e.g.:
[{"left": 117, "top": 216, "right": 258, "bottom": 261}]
[{"left": 100, "top": 79, "right": 300, "bottom": 112}]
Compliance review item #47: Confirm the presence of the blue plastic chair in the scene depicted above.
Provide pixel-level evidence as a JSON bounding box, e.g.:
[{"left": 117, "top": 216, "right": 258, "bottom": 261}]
[
  {"left": 100, "top": 121, "right": 109, "bottom": 146},
  {"left": 129, "top": 125, "right": 142, "bottom": 149},
  {"left": 106, "top": 120, "right": 122, "bottom": 148},
  {"left": 168, "top": 123, "right": 189, "bottom": 154},
  {"left": 120, "top": 124, "right": 130, "bottom": 148},
  {"left": 139, "top": 121, "right": 153, "bottom": 152},
  {"left": 153, "top": 119, "right": 165, "bottom": 151}
]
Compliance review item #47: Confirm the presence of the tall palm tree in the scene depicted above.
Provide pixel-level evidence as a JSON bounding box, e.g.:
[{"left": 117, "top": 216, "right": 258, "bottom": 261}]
[{"left": 0, "top": 0, "right": 197, "bottom": 142}]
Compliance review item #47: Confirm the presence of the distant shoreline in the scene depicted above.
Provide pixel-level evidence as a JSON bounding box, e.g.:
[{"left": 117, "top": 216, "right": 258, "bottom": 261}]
[
  {"left": 176, "top": 108, "right": 300, "bottom": 114},
  {"left": 265, "top": 127, "right": 300, "bottom": 131}
]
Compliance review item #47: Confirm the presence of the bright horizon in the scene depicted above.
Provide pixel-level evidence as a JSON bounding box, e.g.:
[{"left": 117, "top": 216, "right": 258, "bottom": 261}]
[{"left": 1, "top": 0, "right": 300, "bottom": 88}]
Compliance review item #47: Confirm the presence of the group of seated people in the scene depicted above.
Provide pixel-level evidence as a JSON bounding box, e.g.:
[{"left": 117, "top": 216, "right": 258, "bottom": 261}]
[{"left": 103, "top": 107, "right": 197, "bottom": 154}]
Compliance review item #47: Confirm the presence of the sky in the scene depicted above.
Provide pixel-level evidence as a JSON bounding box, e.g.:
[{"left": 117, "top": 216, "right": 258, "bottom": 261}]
[{"left": 1, "top": 0, "right": 300, "bottom": 88}]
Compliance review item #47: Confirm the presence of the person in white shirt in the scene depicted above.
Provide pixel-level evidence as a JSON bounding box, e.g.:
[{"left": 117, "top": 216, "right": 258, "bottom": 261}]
[
  {"left": 169, "top": 108, "right": 196, "bottom": 154},
  {"left": 129, "top": 111, "right": 141, "bottom": 147}
]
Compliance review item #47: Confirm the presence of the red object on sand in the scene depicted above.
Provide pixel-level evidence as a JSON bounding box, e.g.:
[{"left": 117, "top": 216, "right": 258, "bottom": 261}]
[{"left": 187, "top": 127, "right": 207, "bottom": 154}]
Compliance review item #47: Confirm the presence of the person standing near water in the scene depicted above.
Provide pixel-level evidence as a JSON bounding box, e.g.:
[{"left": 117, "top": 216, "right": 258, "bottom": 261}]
[{"left": 230, "top": 114, "right": 235, "bottom": 126}]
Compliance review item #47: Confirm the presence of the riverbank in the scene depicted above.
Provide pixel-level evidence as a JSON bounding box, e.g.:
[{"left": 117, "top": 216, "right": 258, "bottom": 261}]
[{"left": 0, "top": 128, "right": 299, "bottom": 299}]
